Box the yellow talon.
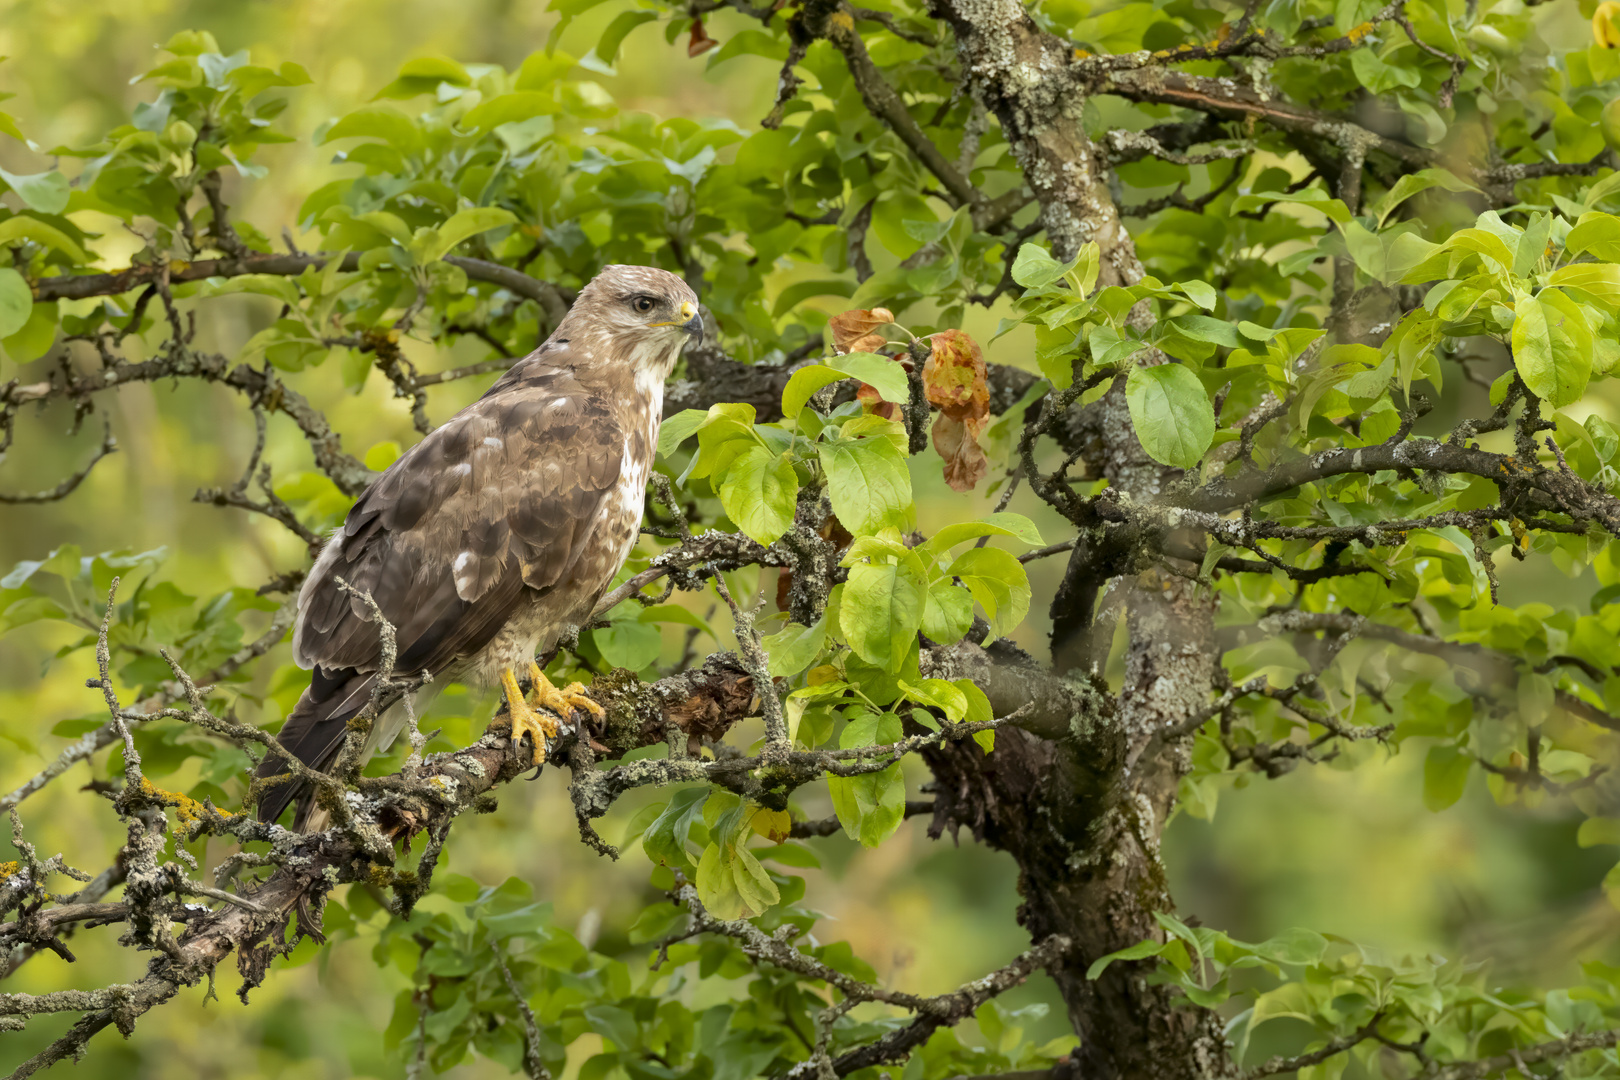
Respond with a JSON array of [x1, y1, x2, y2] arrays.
[[501, 666, 557, 766], [500, 664, 604, 766], [528, 661, 605, 722]]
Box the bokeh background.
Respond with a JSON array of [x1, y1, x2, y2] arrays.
[[0, 0, 1611, 1075]]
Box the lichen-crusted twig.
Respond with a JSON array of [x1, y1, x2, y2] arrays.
[[669, 884, 1070, 1079], [0, 588, 297, 816], [1, 579, 1063, 1068], [496, 947, 552, 1080], [649, 475, 792, 755]]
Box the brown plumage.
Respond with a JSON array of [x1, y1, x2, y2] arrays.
[[256, 265, 702, 829]]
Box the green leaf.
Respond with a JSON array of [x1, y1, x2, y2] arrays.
[[1251, 928, 1329, 966], [1341, 220, 1385, 280], [424, 206, 517, 260], [627, 900, 687, 944], [1578, 818, 1620, 848], [827, 352, 909, 404], [817, 434, 912, 536], [1514, 213, 1552, 278], [696, 842, 745, 919], [373, 56, 471, 100], [591, 616, 662, 671], [781, 365, 848, 421], [1011, 243, 1076, 289], [3, 298, 57, 362], [1567, 214, 1620, 263], [0, 167, 69, 215], [199, 273, 303, 306], [919, 512, 1043, 558], [1175, 279, 1218, 311], [321, 104, 423, 153], [840, 553, 927, 672], [1229, 188, 1351, 225], [728, 847, 781, 915], [1373, 168, 1482, 227], [461, 92, 562, 132], [718, 445, 798, 545], [1518, 670, 1555, 725], [683, 402, 759, 481], [921, 581, 973, 644], [762, 617, 827, 678], [946, 546, 1031, 642], [642, 787, 709, 873], [897, 677, 968, 722], [657, 408, 708, 458], [1444, 228, 1516, 274], [1069, 241, 1101, 295], [827, 711, 906, 846], [1125, 364, 1216, 469], [1422, 745, 1471, 811], [1548, 263, 1620, 306], [1162, 315, 1241, 349], [0, 267, 30, 338], [1512, 289, 1592, 407], [1086, 937, 1170, 980], [0, 217, 91, 263]]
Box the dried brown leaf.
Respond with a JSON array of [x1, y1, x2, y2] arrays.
[[829, 307, 894, 354], [688, 18, 719, 57], [933, 413, 990, 493], [856, 381, 900, 420]]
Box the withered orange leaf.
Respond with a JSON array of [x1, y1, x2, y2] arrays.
[[688, 18, 719, 57], [923, 328, 989, 423], [933, 413, 990, 493], [828, 307, 894, 354], [856, 381, 900, 420]]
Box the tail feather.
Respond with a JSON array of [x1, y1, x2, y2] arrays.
[[256, 671, 380, 829]]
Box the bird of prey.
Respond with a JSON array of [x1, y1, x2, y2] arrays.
[[255, 265, 703, 829]]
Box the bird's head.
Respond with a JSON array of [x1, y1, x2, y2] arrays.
[[561, 265, 704, 383]]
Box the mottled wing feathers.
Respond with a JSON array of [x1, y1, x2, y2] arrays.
[[292, 354, 623, 677], [259, 350, 625, 820]]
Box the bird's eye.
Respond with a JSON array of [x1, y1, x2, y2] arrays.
[[632, 296, 656, 314]]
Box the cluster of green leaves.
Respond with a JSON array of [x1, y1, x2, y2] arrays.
[[326, 859, 1074, 1080], [0, 31, 309, 360], [1091, 915, 1620, 1078], [0, 545, 271, 808], [1248, 173, 1620, 412], [650, 359, 1039, 858]]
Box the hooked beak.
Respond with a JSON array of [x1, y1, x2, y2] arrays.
[[679, 300, 704, 345]]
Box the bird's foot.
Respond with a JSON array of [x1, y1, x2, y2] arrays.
[[528, 661, 605, 725], [501, 667, 557, 766]]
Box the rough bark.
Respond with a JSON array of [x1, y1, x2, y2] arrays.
[[926, 0, 1135, 276], [883, 3, 1239, 1072], [922, 402, 1235, 1078]]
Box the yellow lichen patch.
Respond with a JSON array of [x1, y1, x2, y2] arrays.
[[138, 775, 233, 829], [0, 861, 19, 881], [1346, 21, 1376, 42], [830, 11, 854, 30], [1073, 48, 1091, 58]]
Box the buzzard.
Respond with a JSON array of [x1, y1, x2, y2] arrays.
[[256, 265, 702, 829]]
